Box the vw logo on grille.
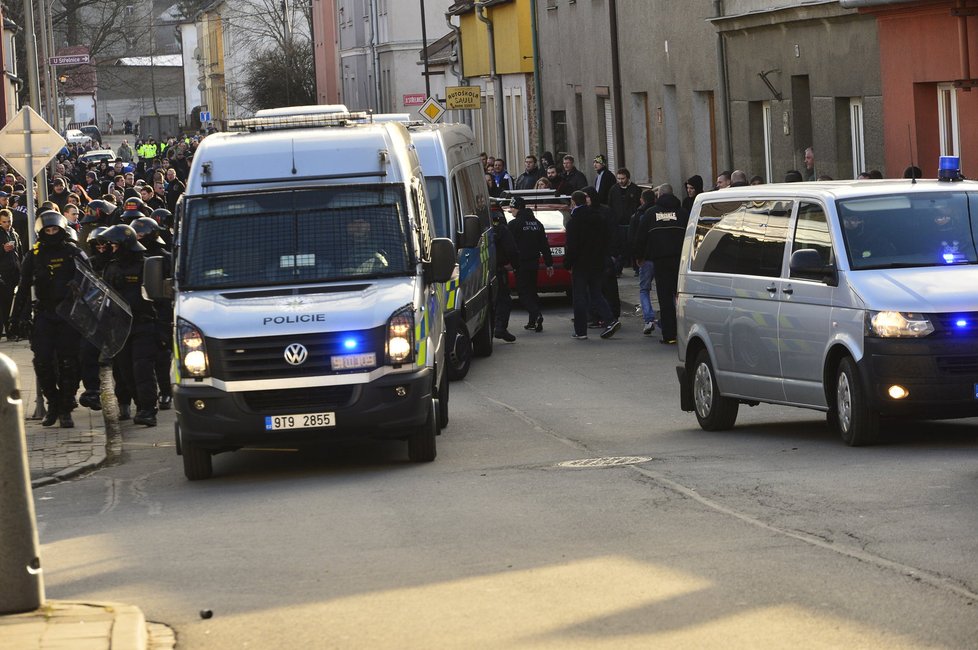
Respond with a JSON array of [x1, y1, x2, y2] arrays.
[[284, 343, 309, 366]]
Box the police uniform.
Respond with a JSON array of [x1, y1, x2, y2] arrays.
[[132, 217, 174, 410], [10, 213, 90, 427], [506, 202, 553, 331], [102, 224, 159, 426]]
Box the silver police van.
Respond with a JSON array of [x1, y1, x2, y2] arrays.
[[676, 158, 978, 445], [145, 111, 455, 479]]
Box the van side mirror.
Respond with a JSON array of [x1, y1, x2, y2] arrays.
[[789, 248, 838, 287], [459, 214, 481, 249], [143, 256, 174, 300], [427, 238, 456, 283]]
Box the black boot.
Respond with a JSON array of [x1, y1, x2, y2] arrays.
[[158, 395, 173, 411], [59, 412, 74, 428], [79, 390, 102, 411], [535, 315, 543, 333], [119, 404, 131, 420], [41, 409, 59, 427], [133, 410, 157, 427]]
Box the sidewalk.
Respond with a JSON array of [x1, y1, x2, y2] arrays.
[[0, 341, 174, 649], [0, 339, 109, 489]]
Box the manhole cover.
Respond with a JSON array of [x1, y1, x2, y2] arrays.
[[557, 456, 653, 469]]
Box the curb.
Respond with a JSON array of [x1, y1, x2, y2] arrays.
[[30, 431, 108, 489]]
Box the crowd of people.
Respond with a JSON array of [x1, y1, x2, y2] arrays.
[[478, 144, 930, 346], [0, 130, 198, 428]]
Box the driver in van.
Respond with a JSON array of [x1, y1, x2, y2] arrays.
[[339, 216, 389, 274], [842, 212, 895, 261]]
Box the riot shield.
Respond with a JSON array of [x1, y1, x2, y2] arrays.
[[56, 258, 133, 358]]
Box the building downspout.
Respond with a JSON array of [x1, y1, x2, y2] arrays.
[[475, 2, 506, 161], [369, 0, 381, 110], [956, 0, 972, 91], [714, 0, 733, 172], [445, 12, 472, 128], [608, 0, 625, 167], [530, 0, 544, 155]]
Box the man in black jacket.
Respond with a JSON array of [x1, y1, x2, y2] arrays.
[[491, 208, 519, 342], [564, 191, 619, 340], [608, 168, 642, 276], [514, 155, 543, 190], [633, 184, 688, 344], [0, 209, 21, 338], [507, 197, 553, 332]]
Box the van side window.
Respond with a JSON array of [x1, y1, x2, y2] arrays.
[[691, 200, 791, 277], [412, 183, 432, 261], [463, 162, 491, 229], [791, 202, 834, 274]]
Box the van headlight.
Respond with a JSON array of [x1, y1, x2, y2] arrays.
[[177, 318, 210, 377], [867, 311, 934, 338], [386, 306, 415, 365]]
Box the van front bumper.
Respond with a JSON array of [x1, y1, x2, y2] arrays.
[[174, 368, 433, 450], [858, 338, 978, 419]]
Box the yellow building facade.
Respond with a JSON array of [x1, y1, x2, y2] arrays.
[[458, 1, 534, 78], [197, 5, 227, 128]]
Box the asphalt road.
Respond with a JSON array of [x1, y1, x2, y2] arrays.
[[33, 299, 978, 648]]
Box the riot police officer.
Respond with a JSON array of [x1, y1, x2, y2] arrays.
[[132, 216, 173, 410], [10, 211, 90, 427], [77, 226, 112, 410], [102, 224, 159, 426], [491, 207, 519, 343], [506, 196, 553, 332], [150, 208, 174, 249]]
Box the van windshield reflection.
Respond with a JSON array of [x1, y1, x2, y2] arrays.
[[837, 192, 978, 270], [180, 186, 413, 289]]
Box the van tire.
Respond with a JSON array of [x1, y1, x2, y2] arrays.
[[448, 323, 472, 380], [692, 349, 739, 431], [834, 357, 878, 446], [472, 309, 494, 357], [437, 373, 449, 430], [182, 436, 213, 480], [408, 399, 438, 462]]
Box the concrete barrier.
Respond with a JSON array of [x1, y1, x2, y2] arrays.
[[0, 353, 45, 614]]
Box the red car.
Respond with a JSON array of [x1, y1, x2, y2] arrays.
[[502, 199, 573, 295]]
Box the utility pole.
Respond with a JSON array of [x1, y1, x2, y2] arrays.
[[420, 0, 431, 99], [474, 2, 505, 161]]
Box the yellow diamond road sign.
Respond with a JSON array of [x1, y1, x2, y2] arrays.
[[0, 106, 66, 179], [419, 97, 445, 123]]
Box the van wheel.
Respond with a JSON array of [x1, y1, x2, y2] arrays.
[[408, 399, 437, 462], [182, 436, 213, 480], [692, 349, 739, 431], [437, 373, 449, 430], [834, 357, 878, 446], [472, 308, 494, 357], [448, 323, 472, 380]]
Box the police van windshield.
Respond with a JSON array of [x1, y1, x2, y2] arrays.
[[180, 186, 413, 289], [837, 191, 978, 270]]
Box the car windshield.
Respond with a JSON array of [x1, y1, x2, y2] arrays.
[[180, 185, 413, 289], [837, 191, 978, 270]]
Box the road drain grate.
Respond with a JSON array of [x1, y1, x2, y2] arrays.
[[557, 456, 653, 469]]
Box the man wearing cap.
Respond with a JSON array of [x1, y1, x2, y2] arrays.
[[507, 196, 553, 332], [593, 155, 615, 205], [50, 176, 71, 212]]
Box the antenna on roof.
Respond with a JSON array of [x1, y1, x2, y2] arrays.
[[907, 124, 917, 185]]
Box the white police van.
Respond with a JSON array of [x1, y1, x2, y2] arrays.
[[145, 110, 455, 479], [676, 157, 978, 445]]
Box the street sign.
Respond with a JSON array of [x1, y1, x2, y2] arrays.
[[446, 86, 481, 110], [403, 93, 426, 107], [418, 97, 445, 124], [0, 106, 66, 180], [199, 111, 211, 124], [49, 54, 90, 66]]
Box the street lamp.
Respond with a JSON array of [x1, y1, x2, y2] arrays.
[[57, 74, 68, 130]]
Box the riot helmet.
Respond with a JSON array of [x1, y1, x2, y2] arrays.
[[131, 216, 165, 245], [81, 199, 115, 224], [150, 208, 173, 229], [35, 210, 69, 245], [121, 208, 143, 224], [101, 224, 146, 252]]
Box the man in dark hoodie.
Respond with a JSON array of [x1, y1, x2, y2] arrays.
[[681, 175, 703, 215], [633, 184, 688, 344], [565, 191, 620, 340]]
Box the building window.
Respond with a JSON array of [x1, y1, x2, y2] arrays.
[[849, 98, 865, 178], [937, 83, 959, 157], [551, 110, 567, 159]]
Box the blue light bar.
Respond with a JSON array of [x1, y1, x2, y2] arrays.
[[938, 156, 961, 182], [343, 338, 358, 350]]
